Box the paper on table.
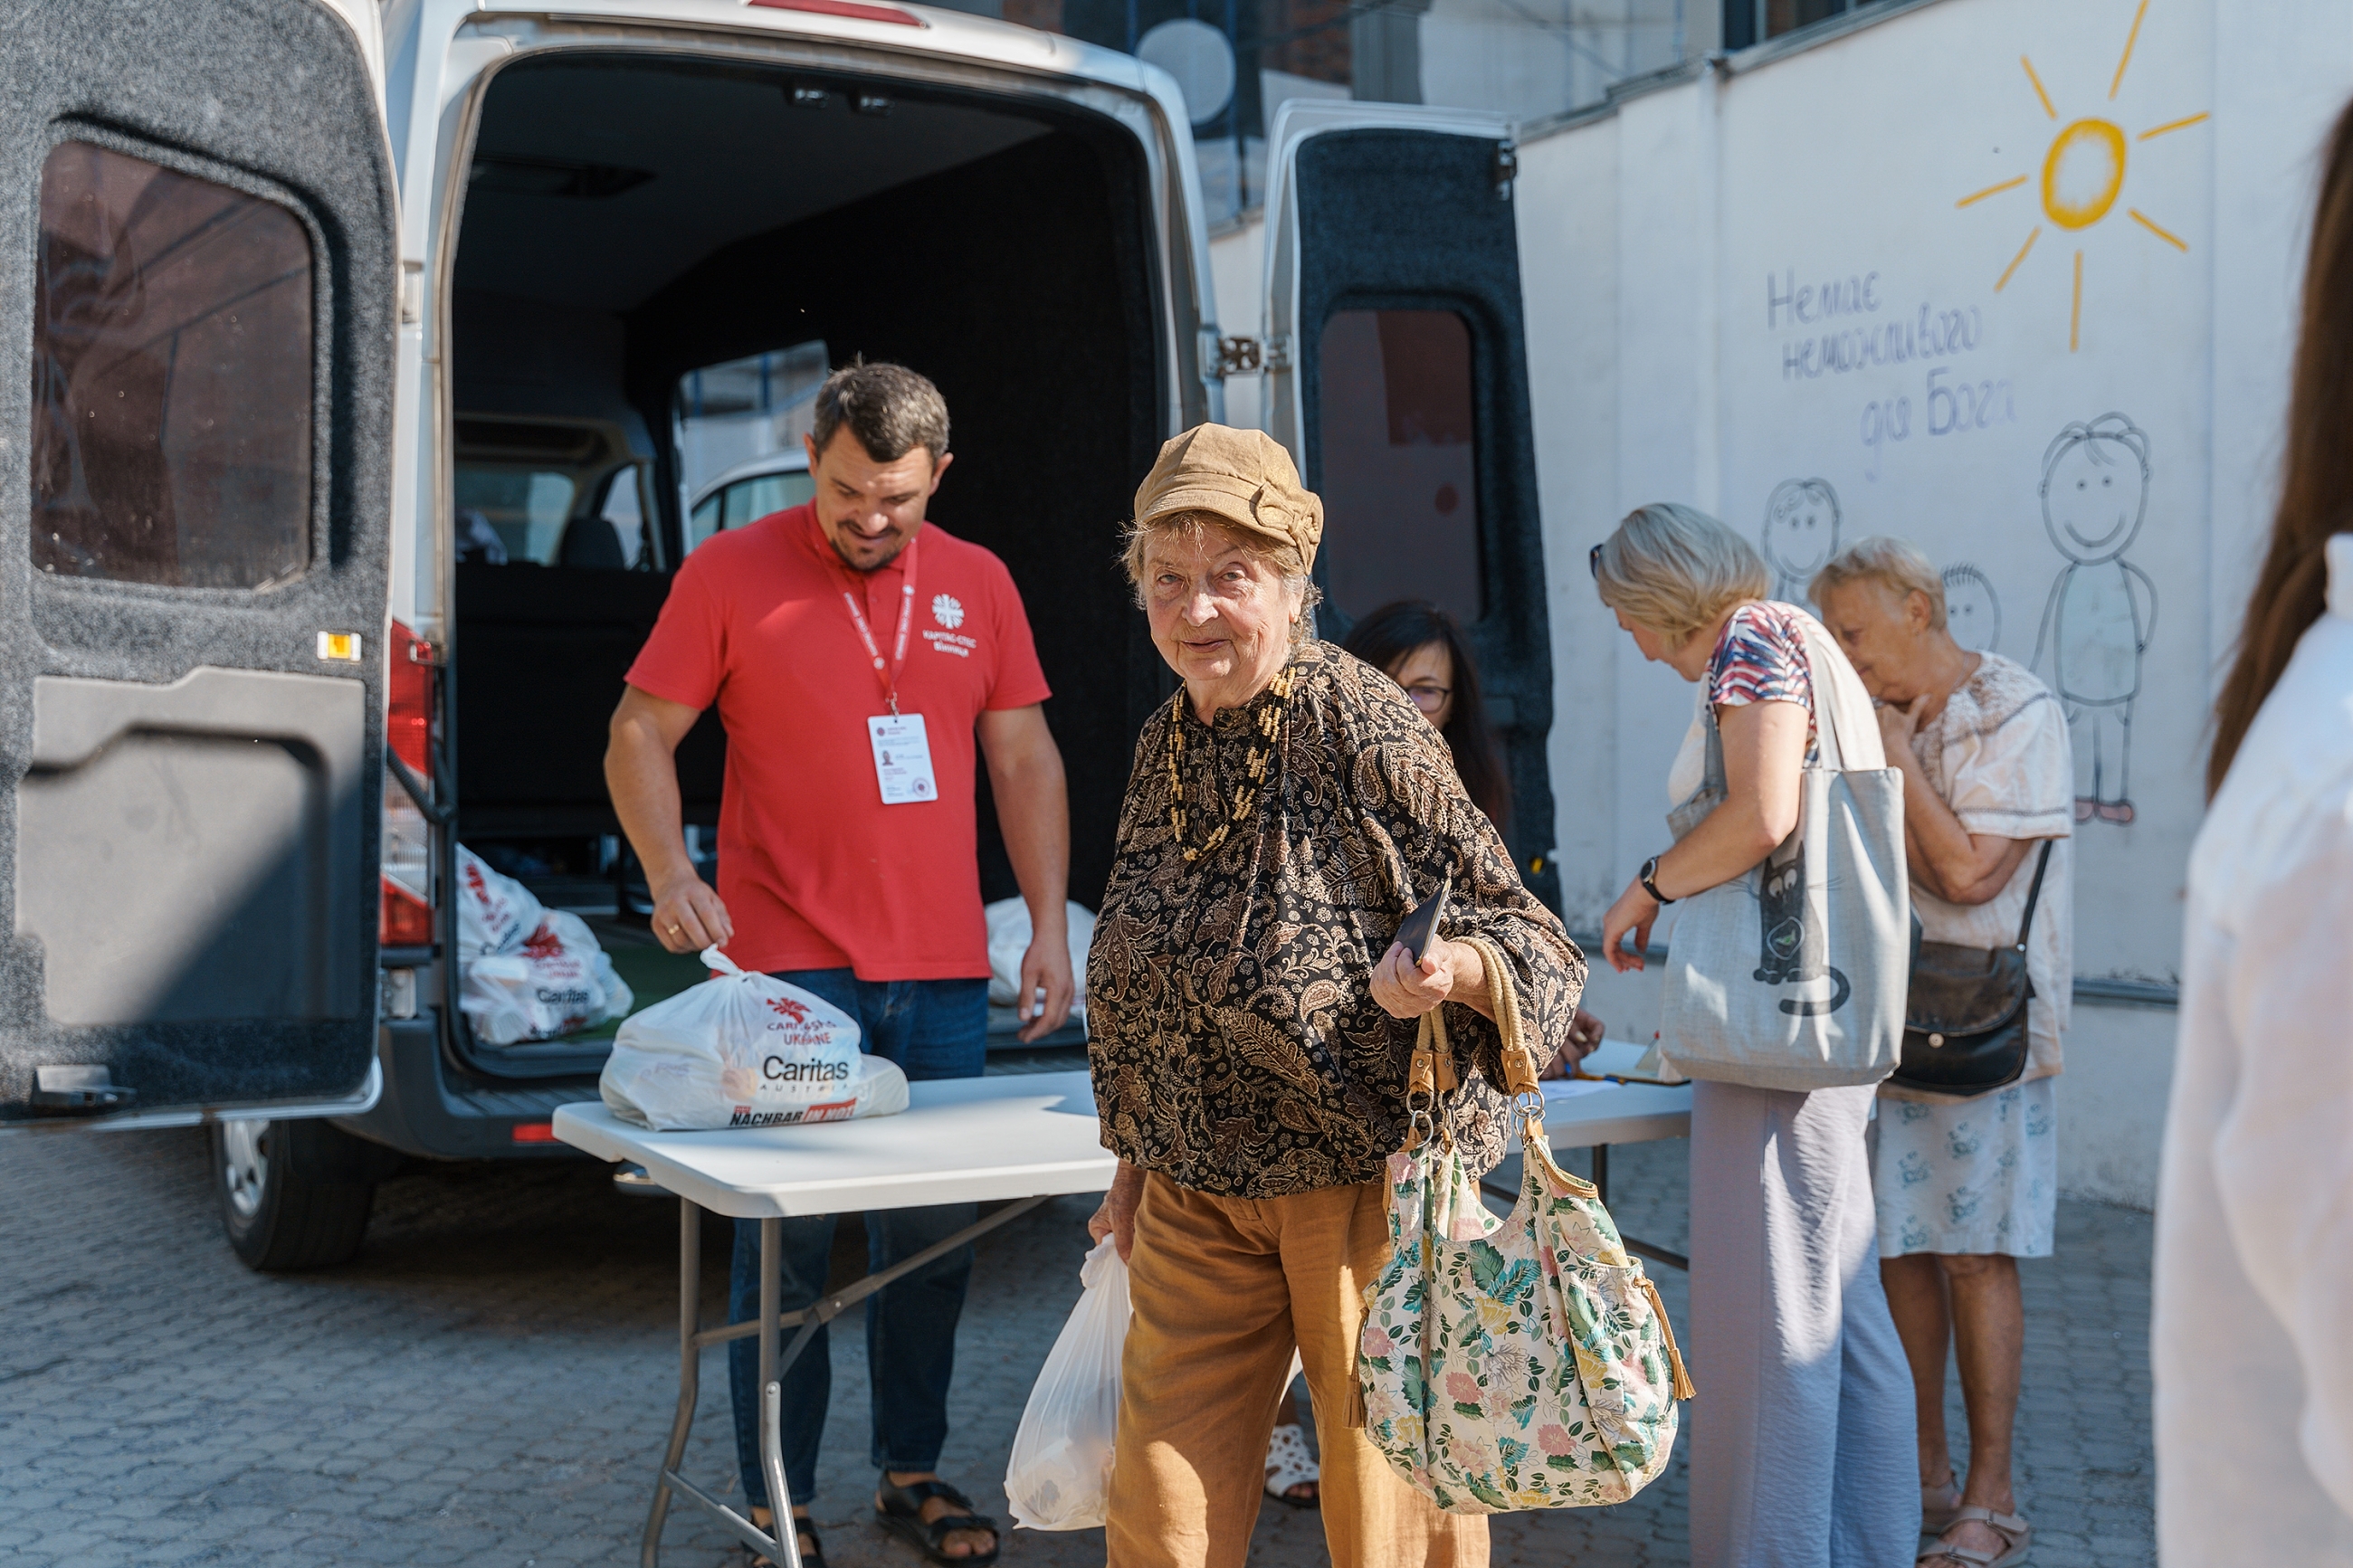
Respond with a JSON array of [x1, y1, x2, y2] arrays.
[[1575, 1038, 1691, 1086], [1539, 1077, 1613, 1101]]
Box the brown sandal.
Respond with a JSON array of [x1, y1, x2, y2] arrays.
[[1917, 1506, 2031, 1568]]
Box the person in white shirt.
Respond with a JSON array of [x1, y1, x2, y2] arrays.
[[2154, 99, 2353, 1567], [1814, 537, 2072, 1568]]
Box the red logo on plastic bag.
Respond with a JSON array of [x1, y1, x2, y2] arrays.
[[521, 922, 566, 960], [766, 995, 810, 1024]]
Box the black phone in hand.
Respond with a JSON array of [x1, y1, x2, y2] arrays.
[[1395, 870, 1452, 966]]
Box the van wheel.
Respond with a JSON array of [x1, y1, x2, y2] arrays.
[[210, 1118, 381, 1271]]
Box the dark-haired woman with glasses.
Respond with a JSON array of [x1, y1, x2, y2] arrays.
[[1341, 600, 1512, 832], [1343, 601, 1604, 1089]]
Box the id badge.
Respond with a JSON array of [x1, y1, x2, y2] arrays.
[[867, 713, 938, 804]]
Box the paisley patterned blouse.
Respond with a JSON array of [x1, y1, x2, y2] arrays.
[[1085, 641, 1587, 1198]]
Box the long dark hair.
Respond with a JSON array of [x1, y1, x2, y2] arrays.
[[1342, 600, 1512, 832], [2210, 100, 2353, 796]]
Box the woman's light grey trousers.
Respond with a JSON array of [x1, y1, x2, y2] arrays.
[[1687, 1079, 1920, 1566]]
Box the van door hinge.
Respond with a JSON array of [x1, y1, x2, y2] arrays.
[[32, 1065, 135, 1113], [1262, 333, 1293, 374], [1215, 336, 1262, 377], [1493, 142, 1519, 199], [399, 260, 424, 325]]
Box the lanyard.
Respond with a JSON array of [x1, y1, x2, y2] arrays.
[[838, 530, 919, 715]]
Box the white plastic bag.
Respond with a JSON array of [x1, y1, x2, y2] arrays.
[[598, 947, 910, 1131], [1005, 1237, 1130, 1530], [453, 847, 633, 1045], [456, 845, 544, 956], [985, 898, 1094, 1032]]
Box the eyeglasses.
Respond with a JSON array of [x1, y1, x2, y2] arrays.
[[1404, 683, 1451, 710], [1588, 542, 1604, 579]]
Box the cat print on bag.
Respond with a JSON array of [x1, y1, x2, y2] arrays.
[[1751, 835, 1852, 1016], [1753, 837, 1810, 983]]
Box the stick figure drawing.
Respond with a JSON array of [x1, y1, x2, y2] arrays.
[[1760, 478, 1842, 603], [2031, 413, 2156, 825], [1941, 564, 2002, 653]]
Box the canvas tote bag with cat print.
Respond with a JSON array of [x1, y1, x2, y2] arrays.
[[1655, 609, 1910, 1090]]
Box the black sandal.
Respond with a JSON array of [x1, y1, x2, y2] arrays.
[[748, 1512, 824, 1568], [874, 1478, 1001, 1567]]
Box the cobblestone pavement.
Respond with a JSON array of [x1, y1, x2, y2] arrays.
[[0, 1126, 2152, 1567]]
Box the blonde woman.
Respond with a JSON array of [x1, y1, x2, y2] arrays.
[[1813, 537, 2072, 1568], [1591, 504, 1917, 1566]]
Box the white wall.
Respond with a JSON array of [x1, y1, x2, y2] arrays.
[[1417, 0, 1699, 125], [1513, 0, 2353, 1208]]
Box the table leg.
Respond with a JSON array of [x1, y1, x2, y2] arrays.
[[642, 1194, 1053, 1565], [1592, 1143, 1608, 1205], [758, 1216, 805, 1568], [641, 1198, 704, 1568]]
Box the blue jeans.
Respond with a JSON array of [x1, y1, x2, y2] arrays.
[[729, 970, 987, 1510]]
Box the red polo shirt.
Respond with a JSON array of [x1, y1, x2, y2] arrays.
[[625, 505, 1051, 979]]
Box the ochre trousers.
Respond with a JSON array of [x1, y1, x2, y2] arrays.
[[1105, 1171, 1488, 1568]]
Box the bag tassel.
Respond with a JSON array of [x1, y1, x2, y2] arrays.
[[1637, 1273, 1698, 1402]]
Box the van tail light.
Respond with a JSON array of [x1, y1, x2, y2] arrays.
[[381, 622, 436, 947]]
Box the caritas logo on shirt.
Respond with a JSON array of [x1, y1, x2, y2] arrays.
[[925, 593, 977, 658]]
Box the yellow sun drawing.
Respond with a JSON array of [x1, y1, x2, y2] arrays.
[[1955, 0, 2208, 351]]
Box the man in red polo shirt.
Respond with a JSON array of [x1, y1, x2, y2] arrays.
[[606, 362, 1070, 1568]]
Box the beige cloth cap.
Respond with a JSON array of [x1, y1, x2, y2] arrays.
[[1132, 424, 1325, 574]]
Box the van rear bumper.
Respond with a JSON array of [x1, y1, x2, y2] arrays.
[[334, 1012, 600, 1161]]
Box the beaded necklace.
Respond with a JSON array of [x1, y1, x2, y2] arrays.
[[1166, 664, 1294, 863]]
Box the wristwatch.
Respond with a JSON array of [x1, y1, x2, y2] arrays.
[[1638, 855, 1676, 905]]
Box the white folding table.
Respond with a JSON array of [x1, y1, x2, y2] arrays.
[[551, 1051, 1690, 1568]]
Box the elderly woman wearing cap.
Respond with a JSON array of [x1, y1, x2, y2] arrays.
[[1083, 425, 1589, 1568]]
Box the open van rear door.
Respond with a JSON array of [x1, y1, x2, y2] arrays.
[[1260, 103, 1561, 908], [0, 0, 398, 1126]]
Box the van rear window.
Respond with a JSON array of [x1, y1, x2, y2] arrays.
[[675, 341, 827, 538], [1317, 309, 1483, 623], [687, 469, 818, 555], [30, 141, 313, 590]]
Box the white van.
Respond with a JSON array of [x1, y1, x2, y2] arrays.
[[2, 0, 1561, 1268]]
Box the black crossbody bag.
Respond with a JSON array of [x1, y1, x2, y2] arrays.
[[1890, 841, 2053, 1097]]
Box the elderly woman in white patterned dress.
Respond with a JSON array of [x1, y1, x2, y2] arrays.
[[1813, 537, 2073, 1568]]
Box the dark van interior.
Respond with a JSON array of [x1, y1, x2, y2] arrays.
[[445, 52, 1170, 1072]]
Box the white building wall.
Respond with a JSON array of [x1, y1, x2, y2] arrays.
[[1519, 0, 2352, 1208]]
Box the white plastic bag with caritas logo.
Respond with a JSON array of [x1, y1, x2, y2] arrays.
[[453, 846, 634, 1045], [455, 845, 543, 957], [598, 947, 911, 1131]]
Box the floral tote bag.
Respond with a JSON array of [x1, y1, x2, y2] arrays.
[[1358, 937, 1693, 1514]]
